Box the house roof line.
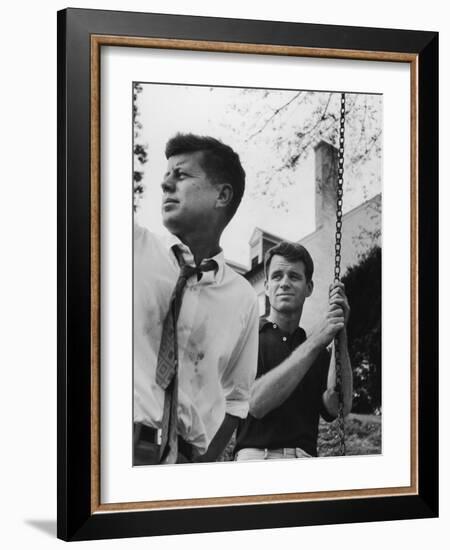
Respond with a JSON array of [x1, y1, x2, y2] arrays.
[[298, 192, 381, 244], [249, 193, 381, 246], [249, 226, 294, 246]]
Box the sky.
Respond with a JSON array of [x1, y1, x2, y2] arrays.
[[133, 83, 381, 266]]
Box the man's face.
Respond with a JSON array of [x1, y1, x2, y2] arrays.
[[265, 255, 313, 314], [161, 151, 220, 236]]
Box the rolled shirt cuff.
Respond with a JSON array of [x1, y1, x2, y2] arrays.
[[225, 399, 249, 419]]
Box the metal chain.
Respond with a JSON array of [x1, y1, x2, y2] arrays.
[[333, 93, 346, 456]]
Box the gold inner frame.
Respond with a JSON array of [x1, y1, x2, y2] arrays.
[[90, 35, 419, 514]]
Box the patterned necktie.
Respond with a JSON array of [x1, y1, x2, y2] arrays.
[[156, 248, 216, 464]]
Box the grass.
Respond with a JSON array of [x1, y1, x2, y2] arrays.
[[318, 413, 382, 457]]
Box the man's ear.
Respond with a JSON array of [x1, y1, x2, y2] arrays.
[[306, 279, 314, 298], [216, 183, 233, 209], [264, 279, 269, 296]]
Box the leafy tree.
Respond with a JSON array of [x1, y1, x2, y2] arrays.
[[133, 83, 148, 210], [342, 246, 381, 413], [221, 89, 381, 209]]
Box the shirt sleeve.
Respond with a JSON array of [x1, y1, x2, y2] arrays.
[[219, 294, 259, 419]]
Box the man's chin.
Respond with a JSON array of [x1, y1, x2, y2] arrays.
[[275, 303, 297, 313], [276, 300, 300, 313], [162, 214, 181, 234]]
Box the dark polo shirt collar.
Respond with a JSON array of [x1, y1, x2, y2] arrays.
[[259, 318, 306, 347]]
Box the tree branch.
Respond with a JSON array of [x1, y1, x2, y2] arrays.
[[246, 91, 303, 141]]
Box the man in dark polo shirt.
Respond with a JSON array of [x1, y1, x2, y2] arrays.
[[235, 241, 353, 460]]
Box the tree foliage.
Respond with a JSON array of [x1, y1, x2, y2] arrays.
[[342, 246, 381, 413], [133, 83, 148, 210], [222, 89, 382, 209]]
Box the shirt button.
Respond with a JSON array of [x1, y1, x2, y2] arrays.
[[273, 324, 277, 329], [282, 336, 287, 342]]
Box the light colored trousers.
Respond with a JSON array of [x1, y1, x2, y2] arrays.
[[235, 447, 312, 461]]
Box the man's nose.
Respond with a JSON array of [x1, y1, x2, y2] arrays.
[[280, 275, 290, 287], [161, 175, 176, 193]]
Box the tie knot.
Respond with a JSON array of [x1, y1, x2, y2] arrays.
[[179, 259, 217, 280], [179, 264, 198, 279], [197, 259, 217, 274]]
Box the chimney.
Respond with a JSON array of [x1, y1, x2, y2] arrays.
[[314, 141, 338, 229]]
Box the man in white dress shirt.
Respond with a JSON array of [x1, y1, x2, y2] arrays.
[[134, 133, 259, 465]]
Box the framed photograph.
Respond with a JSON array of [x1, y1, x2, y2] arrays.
[[57, 8, 438, 541]]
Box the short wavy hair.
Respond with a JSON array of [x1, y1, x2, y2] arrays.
[[264, 241, 314, 282], [165, 133, 245, 221]]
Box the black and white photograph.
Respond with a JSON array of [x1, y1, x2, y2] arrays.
[[132, 82, 382, 466], [0, 0, 442, 546]]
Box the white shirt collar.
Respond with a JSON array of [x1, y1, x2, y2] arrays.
[[163, 233, 225, 282]]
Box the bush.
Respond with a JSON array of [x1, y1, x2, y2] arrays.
[[342, 246, 381, 413]]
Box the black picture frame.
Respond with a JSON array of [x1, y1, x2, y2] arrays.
[[57, 7, 438, 541]]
